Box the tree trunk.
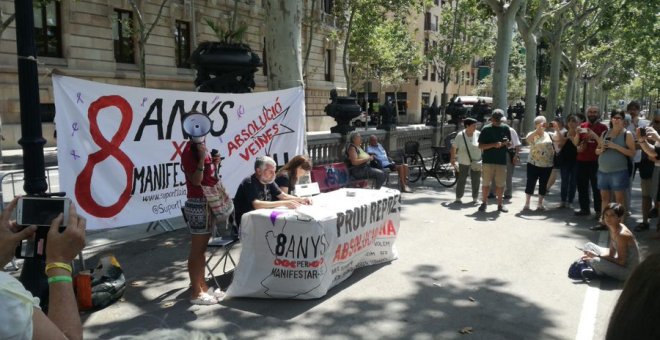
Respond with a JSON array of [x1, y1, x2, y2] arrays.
[[546, 31, 563, 118], [491, 12, 516, 111], [563, 44, 579, 115], [139, 36, 147, 87], [342, 7, 356, 95], [302, 0, 317, 78], [264, 0, 303, 91], [522, 38, 538, 134]]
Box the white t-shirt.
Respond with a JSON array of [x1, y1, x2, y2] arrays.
[[0, 272, 40, 340], [452, 130, 482, 165]]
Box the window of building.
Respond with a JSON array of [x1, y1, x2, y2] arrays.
[[174, 21, 191, 68], [113, 9, 135, 64], [325, 49, 334, 82], [434, 15, 439, 31], [430, 67, 436, 82], [423, 66, 428, 81], [424, 12, 431, 30], [323, 0, 334, 14], [34, 1, 62, 58], [424, 39, 429, 54]]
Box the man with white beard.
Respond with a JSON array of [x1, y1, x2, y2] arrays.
[[234, 156, 311, 226]]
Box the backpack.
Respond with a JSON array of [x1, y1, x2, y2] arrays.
[[568, 259, 595, 282]]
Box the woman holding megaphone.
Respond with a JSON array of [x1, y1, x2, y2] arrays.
[[180, 112, 226, 305]]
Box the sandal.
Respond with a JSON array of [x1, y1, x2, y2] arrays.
[[191, 293, 218, 305], [634, 223, 650, 232]]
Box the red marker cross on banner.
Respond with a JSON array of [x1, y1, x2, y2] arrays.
[[171, 141, 186, 161]]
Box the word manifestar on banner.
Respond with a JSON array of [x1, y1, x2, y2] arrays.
[[53, 76, 305, 229]]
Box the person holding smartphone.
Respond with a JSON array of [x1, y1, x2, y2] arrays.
[[574, 106, 609, 218], [478, 109, 512, 213], [0, 198, 86, 340], [593, 110, 636, 230], [523, 116, 555, 211]]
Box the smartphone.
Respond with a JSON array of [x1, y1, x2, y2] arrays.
[[640, 127, 647, 137], [16, 197, 70, 227], [579, 127, 588, 133]]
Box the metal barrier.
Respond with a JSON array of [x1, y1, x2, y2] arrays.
[[0, 165, 60, 211]]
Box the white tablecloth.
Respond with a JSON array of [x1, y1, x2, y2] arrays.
[[226, 188, 401, 299]]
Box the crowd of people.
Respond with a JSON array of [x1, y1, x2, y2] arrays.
[[448, 101, 660, 283], [2, 103, 659, 338]]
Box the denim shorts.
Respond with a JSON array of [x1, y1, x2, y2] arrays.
[[597, 169, 630, 191]]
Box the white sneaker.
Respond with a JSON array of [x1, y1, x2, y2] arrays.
[[191, 292, 218, 305], [472, 198, 479, 204], [207, 288, 226, 300]]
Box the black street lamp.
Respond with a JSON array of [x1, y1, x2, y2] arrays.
[[582, 74, 589, 114], [14, 0, 49, 308]]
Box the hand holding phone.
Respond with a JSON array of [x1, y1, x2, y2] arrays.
[[15, 197, 71, 259], [639, 127, 647, 137], [579, 127, 588, 134]]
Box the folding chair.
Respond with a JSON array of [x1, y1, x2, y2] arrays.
[[204, 215, 239, 288]]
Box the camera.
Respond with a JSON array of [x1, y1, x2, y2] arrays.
[[15, 197, 70, 259]]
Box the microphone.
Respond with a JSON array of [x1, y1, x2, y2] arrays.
[[211, 149, 220, 178]]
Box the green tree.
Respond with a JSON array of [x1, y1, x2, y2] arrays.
[[426, 0, 495, 113], [333, 0, 428, 95], [515, 0, 572, 133], [481, 0, 526, 111]]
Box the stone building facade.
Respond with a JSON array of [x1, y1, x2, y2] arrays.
[[0, 0, 346, 149]]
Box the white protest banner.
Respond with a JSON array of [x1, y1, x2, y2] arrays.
[[53, 76, 305, 229], [226, 188, 400, 299]]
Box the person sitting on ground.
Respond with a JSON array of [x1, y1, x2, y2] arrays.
[[346, 131, 386, 189], [0, 198, 86, 340], [450, 117, 481, 204], [605, 252, 660, 340], [366, 135, 413, 193], [275, 155, 313, 195], [234, 156, 312, 227], [581, 203, 640, 281]]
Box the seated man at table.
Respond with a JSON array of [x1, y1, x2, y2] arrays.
[[366, 135, 413, 193], [234, 155, 312, 227]]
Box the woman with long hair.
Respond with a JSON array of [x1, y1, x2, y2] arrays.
[[275, 155, 312, 194], [181, 138, 225, 305]]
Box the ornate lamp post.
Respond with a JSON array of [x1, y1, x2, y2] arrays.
[[14, 0, 49, 308]]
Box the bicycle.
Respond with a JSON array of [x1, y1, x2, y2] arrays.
[[403, 134, 457, 187]]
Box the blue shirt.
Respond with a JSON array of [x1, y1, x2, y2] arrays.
[[366, 143, 391, 168]]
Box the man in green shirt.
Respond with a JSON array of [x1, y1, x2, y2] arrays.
[[478, 109, 512, 212]]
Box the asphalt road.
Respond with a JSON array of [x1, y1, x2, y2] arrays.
[[76, 160, 660, 340]]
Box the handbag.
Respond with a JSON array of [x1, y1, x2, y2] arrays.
[[462, 132, 482, 172], [202, 181, 234, 219]]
